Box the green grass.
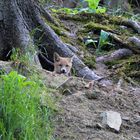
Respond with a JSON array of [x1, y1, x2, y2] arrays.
[[0, 71, 55, 140]]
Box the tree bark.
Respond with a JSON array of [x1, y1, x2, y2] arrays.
[[0, 0, 39, 63], [109, 33, 140, 53], [0, 0, 101, 80], [96, 48, 133, 63]]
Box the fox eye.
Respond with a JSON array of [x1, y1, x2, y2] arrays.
[[59, 64, 62, 67], [66, 65, 69, 67]]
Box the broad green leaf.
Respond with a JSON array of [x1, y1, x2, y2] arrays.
[[85, 39, 97, 46], [98, 30, 109, 50], [84, 0, 100, 9], [96, 6, 106, 13]]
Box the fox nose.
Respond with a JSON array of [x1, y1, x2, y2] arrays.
[[61, 69, 66, 73]]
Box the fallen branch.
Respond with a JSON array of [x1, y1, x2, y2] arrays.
[[109, 33, 140, 53], [127, 36, 140, 50], [122, 20, 140, 34], [96, 49, 133, 63]]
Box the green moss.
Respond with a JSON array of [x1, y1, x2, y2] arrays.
[[83, 55, 96, 69], [58, 13, 87, 22], [112, 55, 140, 83], [49, 23, 64, 35], [57, 12, 138, 44], [128, 71, 140, 77], [42, 14, 67, 36], [105, 60, 121, 67], [83, 22, 114, 33], [123, 61, 140, 75], [58, 12, 125, 24], [60, 36, 73, 44]]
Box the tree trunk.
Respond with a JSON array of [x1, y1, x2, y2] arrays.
[[0, 0, 101, 80], [0, 0, 39, 63]]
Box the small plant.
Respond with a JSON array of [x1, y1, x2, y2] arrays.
[[10, 48, 30, 66], [0, 71, 55, 140], [82, 0, 106, 14], [96, 30, 115, 55], [85, 0, 100, 10], [84, 37, 97, 47], [51, 0, 106, 14], [98, 30, 109, 49]]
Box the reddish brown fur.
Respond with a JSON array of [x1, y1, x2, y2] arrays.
[[53, 53, 73, 76]]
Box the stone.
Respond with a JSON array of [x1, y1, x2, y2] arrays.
[[132, 137, 140, 140], [101, 111, 122, 131]]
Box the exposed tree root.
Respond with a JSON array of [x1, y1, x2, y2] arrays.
[[121, 19, 140, 34], [96, 49, 133, 63], [0, 0, 101, 80], [58, 13, 140, 34], [109, 33, 140, 53], [37, 15, 101, 80]]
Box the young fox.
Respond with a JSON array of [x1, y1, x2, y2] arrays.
[[53, 52, 73, 76]]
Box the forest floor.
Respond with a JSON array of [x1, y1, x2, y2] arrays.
[[1, 9, 140, 140], [53, 75, 140, 140], [0, 59, 140, 140], [49, 12, 140, 140]]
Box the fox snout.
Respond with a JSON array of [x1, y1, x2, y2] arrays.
[[60, 67, 67, 74]]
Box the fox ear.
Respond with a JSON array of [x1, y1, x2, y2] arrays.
[[68, 55, 74, 63], [54, 52, 60, 62]]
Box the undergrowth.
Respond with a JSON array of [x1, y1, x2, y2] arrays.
[[0, 71, 56, 140], [51, 0, 106, 14]]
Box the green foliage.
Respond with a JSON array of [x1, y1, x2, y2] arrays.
[[96, 6, 106, 13], [78, 6, 106, 14], [10, 48, 27, 63], [85, 38, 97, 46], [52, 8, 79, 15], [96, 30, 115, 54], [10, 45, 38, 68], [0, 71, 55, 140], [51, 0, 106, 14], [85, 0, 100, 9], [96, 30, 109, 53], [10, 48, 23, 62], [98, 30, 109, 49]]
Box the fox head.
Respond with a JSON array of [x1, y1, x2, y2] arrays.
[[53, 52, 73, 76]]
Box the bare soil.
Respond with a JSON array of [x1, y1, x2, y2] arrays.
[[51, 13, 140, 140], [53, 75, 140, 140]]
